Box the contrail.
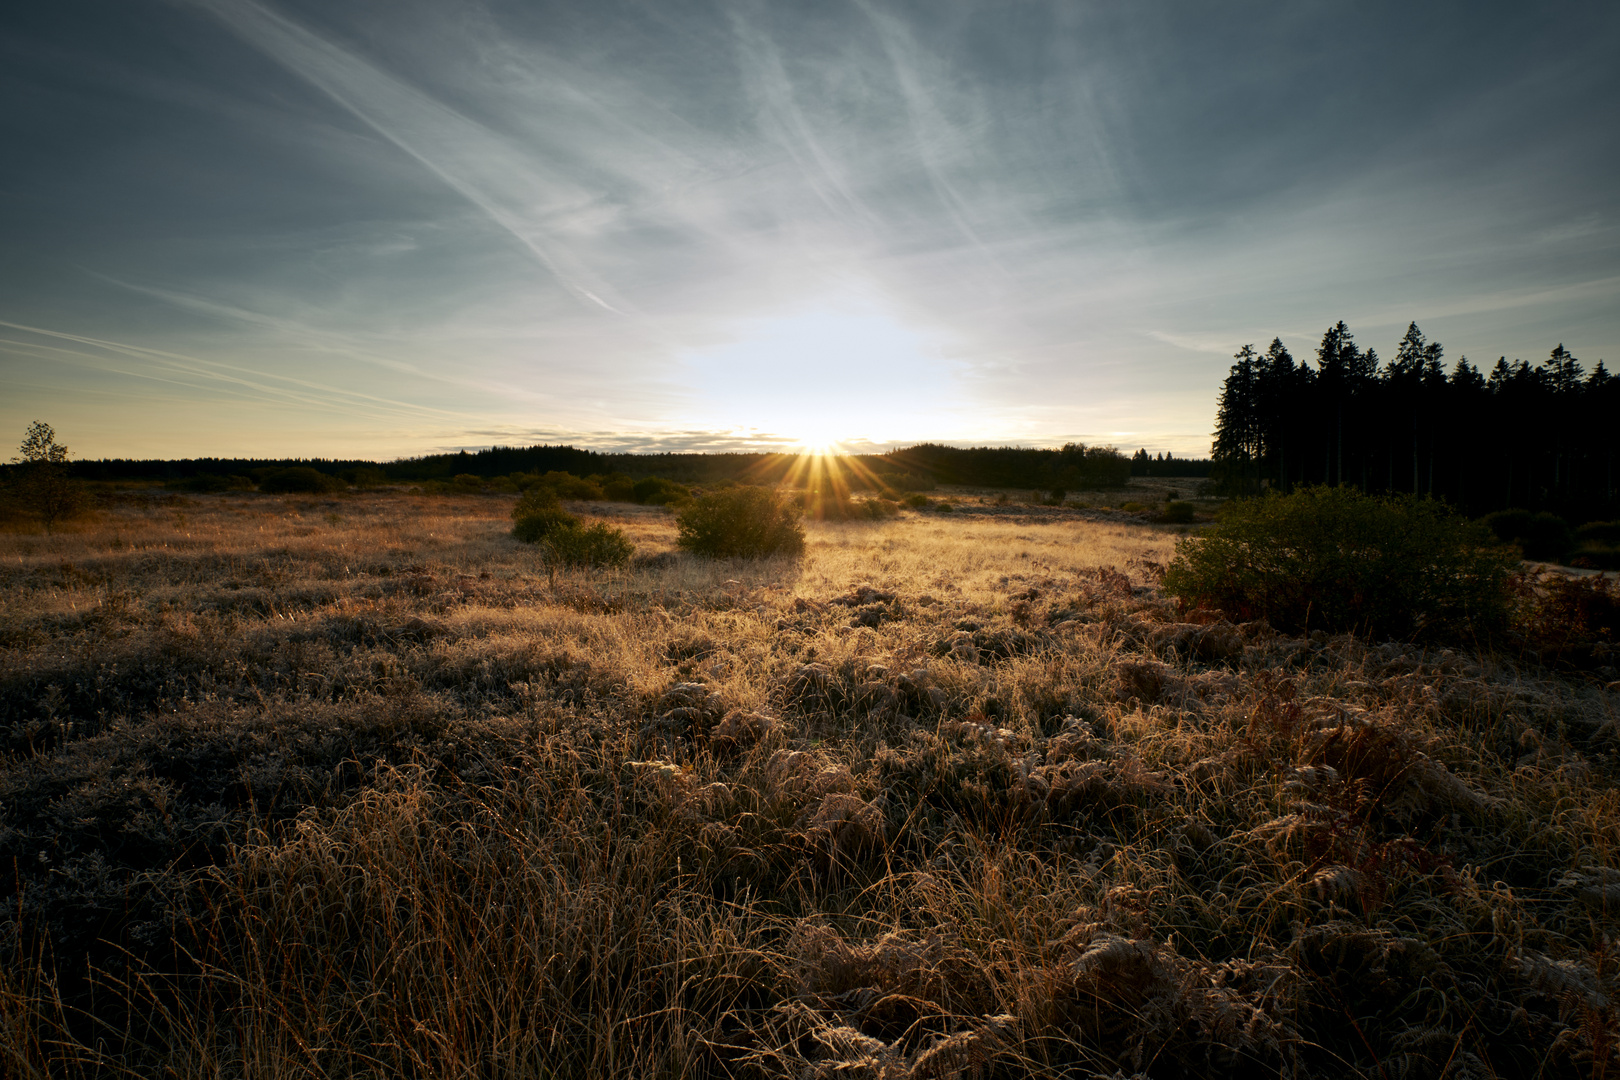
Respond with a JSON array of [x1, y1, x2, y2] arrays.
[[187, 0, 639, 318]]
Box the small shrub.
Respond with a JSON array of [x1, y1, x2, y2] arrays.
[[511, 487, 578, 544], [1482, 508, 1574, 561], [512, 510, 578, 544], [676, 486, 804, 559], [541, 521, 634, 568], [1162, 486, 1519, 640], [1047, 488, 1067, 506], [1571, 522, 1620, 570], [903, 493, 931, 510], [633, 476, 690, 506], [597, 473, 636, 501], [258, 467, 344, 494], [1120, 501, 1148, 513], [1481, 508, 1533, 543], [1577, 520, 1620, 544], [451, 473, 485, 492], [540, 471, 605, 500], [1157, 501, 1196, 524], [339, 467, 389, 489]]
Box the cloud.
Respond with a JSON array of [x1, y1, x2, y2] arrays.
[[2, 1, 1616, 460], [189, 0, 643, 318], [0, 318, 476, 426]]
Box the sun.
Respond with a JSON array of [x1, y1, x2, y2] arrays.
[[794, 427, 844, 456]]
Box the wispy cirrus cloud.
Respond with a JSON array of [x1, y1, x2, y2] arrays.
[[0, 0, 1615, 459]]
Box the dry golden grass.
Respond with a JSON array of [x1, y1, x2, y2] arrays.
[[2, 489, 1617, 1078]]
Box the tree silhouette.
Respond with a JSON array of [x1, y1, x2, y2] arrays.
[[10, 421, 84, 532], [1209, 325, 1617, 519]]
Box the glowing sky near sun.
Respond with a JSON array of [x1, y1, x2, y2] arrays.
[[1, 0, 1617, 460]]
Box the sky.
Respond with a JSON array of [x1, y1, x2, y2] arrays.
[[2, 0, 1617, 462]]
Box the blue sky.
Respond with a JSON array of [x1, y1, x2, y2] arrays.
[[2, 0, 1617, 460]]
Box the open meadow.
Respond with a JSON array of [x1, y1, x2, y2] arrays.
[[3, 489, 1619, 1078]]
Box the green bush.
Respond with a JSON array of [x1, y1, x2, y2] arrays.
[[541, 471, 605, 500], [1481, 508, 1533, 543], [540, 521, 634, 568], [1570, 521, 1620, 569], [1162, 486, 1519, 641], [339, 467, 389, 489], [596, 473, 635, 501], [633, 476, 690, 506], [1482, 509, 1575, 561], [676, 486, 804, 559], [506, 471, 605, 499], [258, 467, 344, 494], [902, 493, 931, 510], [1576, 520, 1620, 544], [511, 487, 578, 544], [1157, 500, 1196, 524]]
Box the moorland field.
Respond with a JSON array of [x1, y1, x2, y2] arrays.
[[2, 487, 1618, 1078]]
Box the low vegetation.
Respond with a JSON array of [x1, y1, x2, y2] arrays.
[[4, 421, 87, 531], [511, 487, 634, 569], [541, 520, 635, 569], [0, 488, 1617, 1078], [510, 486, 580, 543], [677, 485, 806, 559], [1163, 486, 1520, 642]]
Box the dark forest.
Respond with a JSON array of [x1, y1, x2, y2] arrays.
[[1210, 321, 1618, 518]]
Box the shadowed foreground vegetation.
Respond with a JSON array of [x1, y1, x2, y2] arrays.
[[2, 490, 1618, 1077]]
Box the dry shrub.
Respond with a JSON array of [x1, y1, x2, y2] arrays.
[[1518, 570, 1620, 672]]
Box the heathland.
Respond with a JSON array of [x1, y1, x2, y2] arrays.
[[2, 485, 1618, 1078]]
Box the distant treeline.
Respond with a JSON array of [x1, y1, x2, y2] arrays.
[[1212, 321, 1618, 518], [44, 441, 1136, 493], [1129, 449, 1212, 478], [884, 443, 1129, 490]]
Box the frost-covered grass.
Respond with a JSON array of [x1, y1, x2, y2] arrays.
[[1, 489, 1617, 1078]]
